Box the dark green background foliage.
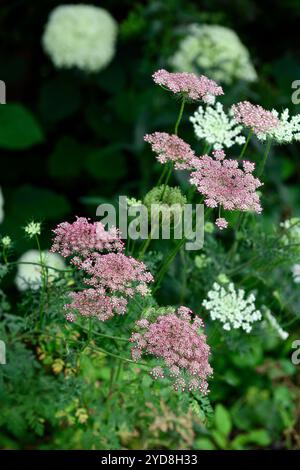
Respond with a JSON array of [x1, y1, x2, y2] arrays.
[[0, 0, 300, 450]]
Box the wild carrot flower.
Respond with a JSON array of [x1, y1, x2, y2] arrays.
[[202, 282, 262, 333], [75, 252, 154, 297], [64, 289, 128, 322], [24, 221, 41, 238], [152, 69, 223, 102], [51, 217, 153, 322], [130, 306, 213, 393], [232, 101, 279, 135], [51, 217, 123, 258], [215, 218, 228, 230], [190, 102, 246, 150], [144, 132, 195, 170], [190, 149, 262, 228], [256, 108, 300, 144], [1, 236, 11, 248]]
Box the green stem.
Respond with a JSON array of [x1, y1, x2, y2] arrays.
[[174, 98, 186, 136], [239, 129, 253, 160], [258, 138, 272, 177]]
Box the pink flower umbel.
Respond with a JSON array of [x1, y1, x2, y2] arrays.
[[76, 252, 154, 297], [215, 218, 228, 230], [232, 101, 279, 135], [51, 216, 123, 258], [64, 289, 128, 322], [51, 217, 153, 322], [190, 150, 262, 229], [130, 306, 213, 393], [144, 132, 195, 170], [152, 69, 223, 102]]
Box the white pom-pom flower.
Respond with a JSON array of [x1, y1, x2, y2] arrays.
[[202, 282, 262, 333], [42, 4, 118, 72], [15, 250, 66, 291], [171, 24, 257, 85]]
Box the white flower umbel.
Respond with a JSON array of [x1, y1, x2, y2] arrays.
[[0, 187, 4, 223], [24, 221, 41, 238], [1, 236, 11, 248], [263, 307, 289, 340], [292, 264, 300, 284], [170, 24, 257, 85], [257, 109, 300, 144], [42, 5, 118, 72], [15, 250, 66, 291], [190, 102, 246, 150], [202, 282, 262, 333]]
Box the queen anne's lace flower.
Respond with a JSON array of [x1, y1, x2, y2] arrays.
[[0, 187, 4, 224], [65, 289, 127, 322], [202, 282, 262, 333], [170, 24, 257, 85], [51, 217, 153, 322], [75, 252, 153, 297], [256, 109, 300, 144], [42, 5, 118, 72], [1, 236, 11, 248], [190, 149, 262, 228], [263, 307, 289, 340], [144, 132, 195, 170], [232, 101, 280, 135], [15, 250, 66, 291], [51, 217, 123, 258], [215, 218, 228, 230], [130, 306, 213, 393], [190, 102, 246, 150], [24, 221, 41, 238], [152, 69, 223, 102]]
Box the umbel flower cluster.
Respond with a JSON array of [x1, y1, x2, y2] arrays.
[[232, 101, 280, 135], [190, 150, 262, 215], [202, 282, 262, 333], [130, 306, 213, 393], [170, 24, 257, 85], [51, 217, 153, 322], [190, 102, 246, 150], [144, 132, 195, 170], [153, 69, 223, 102], [42, 5, 118, 72]]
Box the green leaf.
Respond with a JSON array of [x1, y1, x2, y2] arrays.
[[211, 429, 228, 449], [48, 137, 83, 180], [214, 404, 232, 437], [85, 145, 127, 181], [0, 103, 44, 149], [195, 437, 216, 450]]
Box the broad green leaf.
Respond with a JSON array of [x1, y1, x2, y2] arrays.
[[0, 103, 43, 149], [214, 404, 232, 437]]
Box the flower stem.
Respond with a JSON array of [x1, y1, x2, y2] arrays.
[[258, 138, 272, 177], [174, 98, 186, 136], [239, 129, 253, 160]]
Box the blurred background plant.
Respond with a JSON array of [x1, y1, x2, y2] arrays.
[[1, 0, 300, 450]]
